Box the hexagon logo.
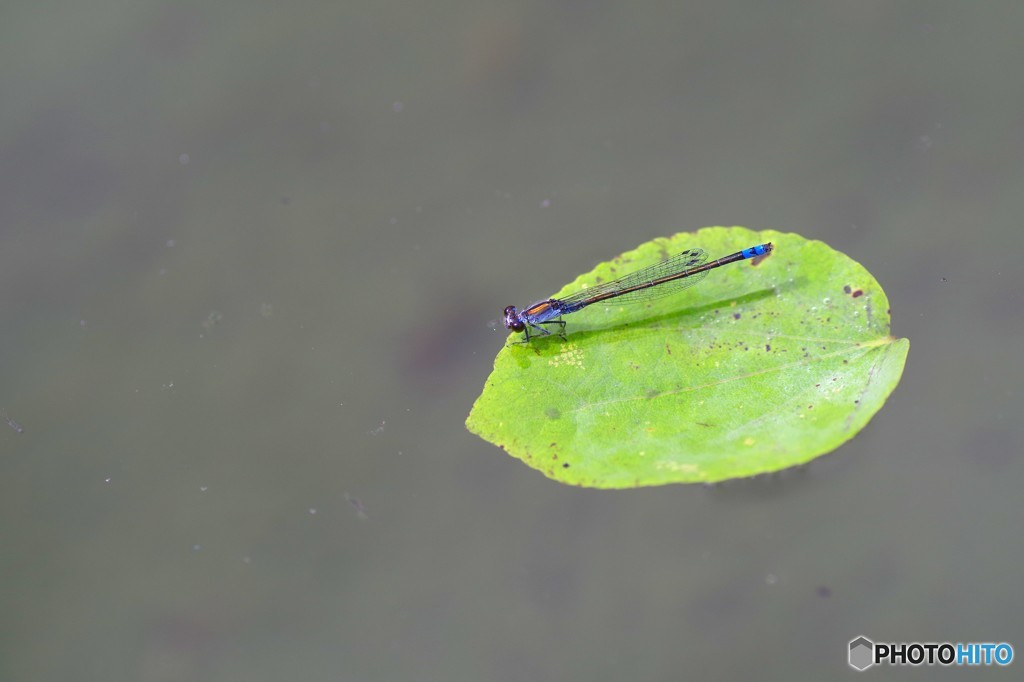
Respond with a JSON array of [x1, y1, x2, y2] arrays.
[[849, 636, 875, 671]]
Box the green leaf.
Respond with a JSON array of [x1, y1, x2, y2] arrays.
[[466, 227, 908, 488]]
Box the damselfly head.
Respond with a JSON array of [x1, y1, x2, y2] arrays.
[[503, 305, 524, 332]]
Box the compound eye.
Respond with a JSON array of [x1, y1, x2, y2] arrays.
[[503, 305, 524, 331]]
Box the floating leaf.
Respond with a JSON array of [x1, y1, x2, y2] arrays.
[[466, 227, 908, 488]]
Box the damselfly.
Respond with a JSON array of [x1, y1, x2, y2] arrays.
[[503, 243, 773, 343]]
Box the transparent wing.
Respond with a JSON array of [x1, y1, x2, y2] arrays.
[[557, 248, 709, 308]]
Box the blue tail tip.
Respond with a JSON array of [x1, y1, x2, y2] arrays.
[[742, 243, 773, 259]]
